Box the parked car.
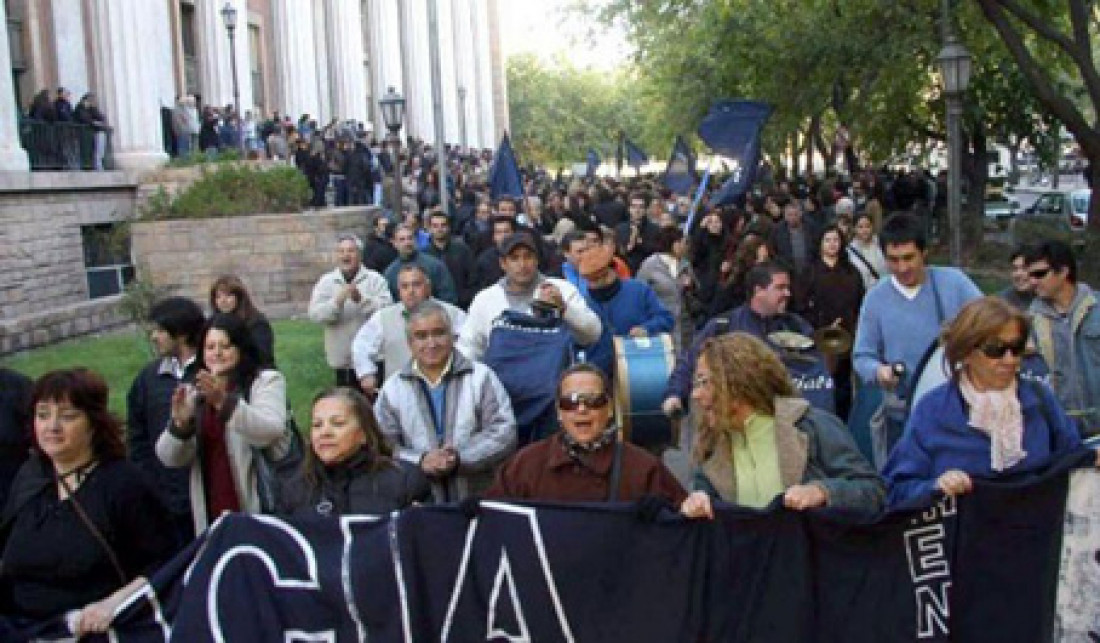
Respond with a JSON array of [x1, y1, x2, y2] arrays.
[[983, 194, 1017, 230], [1012, 188, 1091, 243]]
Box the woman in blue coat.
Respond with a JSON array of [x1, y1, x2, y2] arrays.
[[883, 296, 1098, 510]]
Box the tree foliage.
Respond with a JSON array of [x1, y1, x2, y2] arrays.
[[570, 0, 1076, 245], [506, 53, 654, 167]]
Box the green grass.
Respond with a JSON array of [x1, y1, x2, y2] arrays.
[[0, 320, 330, 430]]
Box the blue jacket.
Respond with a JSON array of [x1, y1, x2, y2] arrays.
[[665, 305, 813, 403], [581, 278, 674, 376], [1029, 285, 1100, 437], [883, 378, 1082, 510]]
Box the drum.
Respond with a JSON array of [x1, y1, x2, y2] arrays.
[[613, 334, 676, 450]]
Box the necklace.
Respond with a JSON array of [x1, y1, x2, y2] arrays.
[[56, 458, 99, 488]]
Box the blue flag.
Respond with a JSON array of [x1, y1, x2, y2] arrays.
[[698, 100, 773, 205], [624, 137, 649, 168], [663, 135, 696, 195], [586, 148, 601, 178], [489, 132, 523, 199]]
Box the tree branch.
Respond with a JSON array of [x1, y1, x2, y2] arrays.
[[975, 0, 1100, 151], [993, 0, 1100, 110]]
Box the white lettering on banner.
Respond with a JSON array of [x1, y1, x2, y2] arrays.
[[904, 497, 955, 639], [915, 583, 952, 638], [487, 551, 532, 642], [791, 374, 834, 392], [441, 501, 575, 642], [208, 515, 334, 643], [339, 515, 399, 643]]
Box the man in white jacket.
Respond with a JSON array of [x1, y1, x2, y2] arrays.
[[375, 301, 516, 502], [458, 232, 601, 362], [308, 234, 392, 386]]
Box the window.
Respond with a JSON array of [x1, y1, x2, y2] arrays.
[[81, 224, 134, 299], [181, 3, 199, 96]]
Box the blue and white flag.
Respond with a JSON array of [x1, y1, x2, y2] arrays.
[[698, 100, 773, 205]]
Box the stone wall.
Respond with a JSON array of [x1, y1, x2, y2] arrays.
[[131, 206, 378, 318], [0, 171, 141, 354]]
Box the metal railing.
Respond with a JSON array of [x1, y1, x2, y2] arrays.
[[18, 118, 115, 171]]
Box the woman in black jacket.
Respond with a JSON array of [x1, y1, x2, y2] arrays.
[[209, 274, 276, 368], [278, 387, 429, 518], [0, 369, 174, 638], [800, 225, 865, 420]]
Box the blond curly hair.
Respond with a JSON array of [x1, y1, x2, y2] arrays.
[[693, 332, 796, 461]]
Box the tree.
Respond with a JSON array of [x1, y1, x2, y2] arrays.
[[577, 0, 1073, 251], [974, 0, 1100, 230], [506, 53, 650, 168]]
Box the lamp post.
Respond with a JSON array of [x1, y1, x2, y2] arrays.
[[457, 86, 468, 149], [220, 1, 244, 155], [380, 87, 406, 218], [936, 27, 972, 266]]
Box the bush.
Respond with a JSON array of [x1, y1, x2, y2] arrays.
[[141, 163, 309, 220], [167, 149, 242, 168]]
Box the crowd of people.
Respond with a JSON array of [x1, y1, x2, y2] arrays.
[[22, 86, 111, 171], [1, 149, 1099, 638]]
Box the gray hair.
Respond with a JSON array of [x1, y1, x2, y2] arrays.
[[404, 300, 452, 337], [337, 233, 363, 251], [397, 263, 431, 284]]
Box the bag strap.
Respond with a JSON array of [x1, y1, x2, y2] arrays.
[[927, 268, 946, 325], [607, 437, 624, 502], [847, 244, 879, 280], [56, 468, 127, 586]]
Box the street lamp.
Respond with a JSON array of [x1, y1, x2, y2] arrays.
[[379, 87, 406, 218], [220, 1, 245, 155], [937, 33, 972, 266], [457, 86, 468, 149]]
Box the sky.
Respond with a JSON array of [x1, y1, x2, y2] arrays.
[[497, 0, 630, 70]]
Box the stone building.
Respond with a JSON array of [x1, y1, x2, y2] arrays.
[[0, 0, 509, 354]]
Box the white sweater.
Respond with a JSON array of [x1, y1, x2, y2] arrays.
[[457, 276, 601, 362]]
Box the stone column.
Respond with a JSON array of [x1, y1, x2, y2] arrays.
[[451, 0, 478, 148], [323, 0, 368, 124], [87, 0, 171, 169], [486, 0, 508, 140], [401, 0, 432, 140], [473, 0, 498, 148], [311, 0, 331, 123], [0, 0, 29, 171], [271, 0, 320, 120], [366, 0, 406, 135], [195, 0, 253, 112]]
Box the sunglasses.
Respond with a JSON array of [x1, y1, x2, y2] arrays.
[[558, 392, 610, 411], [979, 339, 1027, 359], [1027, 267, 1051, 280]]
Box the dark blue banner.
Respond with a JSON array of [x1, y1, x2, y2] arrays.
[[586, 148, 600, 179], [624, 138, 649, 168], [662, 135, 697, 196], [489, 133, 523, 199], [25, 458, 1099, 642], [698, 100, 773, 206]]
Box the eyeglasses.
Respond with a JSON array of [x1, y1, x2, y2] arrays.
[[1027, 267, 1051, 280], [409, 328, 451, 342], [558, 392, 610, 411], [979, 339, 1027, 359]]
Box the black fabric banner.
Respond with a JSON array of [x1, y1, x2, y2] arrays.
[[22, 455, 1097, 642]]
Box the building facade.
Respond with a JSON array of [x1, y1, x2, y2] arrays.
[[2, 0, 510, 172]]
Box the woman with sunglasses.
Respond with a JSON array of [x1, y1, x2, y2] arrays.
[[485, 363, 687, 504], [883, 296, 1097, 510]]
